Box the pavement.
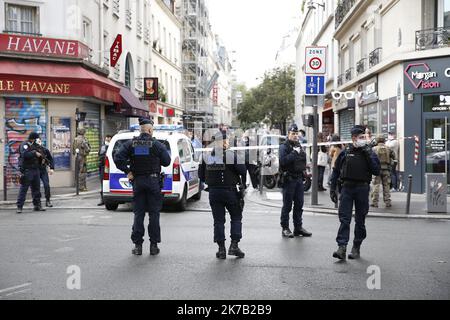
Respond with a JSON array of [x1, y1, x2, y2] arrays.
[[0, 194, 449, 300]]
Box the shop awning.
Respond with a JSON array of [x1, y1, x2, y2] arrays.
[[0, 60, 121, 103]]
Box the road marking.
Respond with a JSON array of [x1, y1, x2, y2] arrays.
[[81, 215, 95, 219], [54, 247, 74, 253], [5, 288, 31, 297], [0, 283, 32, 294]]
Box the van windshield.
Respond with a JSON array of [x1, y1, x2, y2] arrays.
[[112, 139, 171, 159]]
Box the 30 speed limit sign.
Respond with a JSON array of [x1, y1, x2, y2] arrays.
[[305, 46, 326, 74]]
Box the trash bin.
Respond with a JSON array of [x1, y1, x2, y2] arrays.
[[426, 173, 447, 213]]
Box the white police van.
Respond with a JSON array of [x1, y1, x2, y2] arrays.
[[102, 124, 201, 211]]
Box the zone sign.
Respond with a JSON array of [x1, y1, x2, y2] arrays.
[[305, 46, 327, 74]]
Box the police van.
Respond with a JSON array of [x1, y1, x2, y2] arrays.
[[102, 125, 201, 211]]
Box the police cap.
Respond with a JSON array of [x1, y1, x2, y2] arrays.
[[350, 125, 366, 136], [28, 132, 40, 140], [376, 135, 385, 143], [138, 117, 154, 126], [288, 123, 299, 133]]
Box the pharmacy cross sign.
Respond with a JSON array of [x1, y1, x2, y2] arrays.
[[110, 34, 122, 68]]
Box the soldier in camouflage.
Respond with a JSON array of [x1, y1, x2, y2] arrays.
[[371, 135, 396, 208], [72, 128, 91, 191]]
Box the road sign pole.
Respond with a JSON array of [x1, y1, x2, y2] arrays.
[[311, 103, 319, 206]]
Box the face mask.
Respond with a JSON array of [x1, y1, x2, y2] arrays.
[[388, 135, 393, 141], [105, 141, 110, 146], [36, 139, 42, 146], [355, 139, 367, 148]]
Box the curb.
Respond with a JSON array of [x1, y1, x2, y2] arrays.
[[246, 194, 450, 221], [0, 189, 101, 206]]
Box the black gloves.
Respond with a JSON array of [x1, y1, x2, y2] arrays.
[[330, 190, 338, 203]]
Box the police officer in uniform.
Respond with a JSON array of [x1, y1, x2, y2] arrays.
[[114, 118, 171, 256], [36, 138, 55, 207], [279, 124, 312, 238], [16, 132, 46, 213], [329, 125, 380, 260], [199, 131, 247, 259]]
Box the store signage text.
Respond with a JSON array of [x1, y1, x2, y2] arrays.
[[0, 34, 87, 58], [445, 68, 450, 77], [0, 79, 71, 94], [404, 63, 441, 90]]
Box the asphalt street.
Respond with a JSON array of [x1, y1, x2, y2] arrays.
[[0, 193, 449, 300]]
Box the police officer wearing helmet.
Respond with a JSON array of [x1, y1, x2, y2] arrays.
[[329, 125, 380, 260], [114, 118, 171, 256], [199, 130, 247, 259], [279, 123, 312, 238], [16, 132, 46, 213]]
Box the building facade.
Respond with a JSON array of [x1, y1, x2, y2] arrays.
[[295, 0, 450, 193]]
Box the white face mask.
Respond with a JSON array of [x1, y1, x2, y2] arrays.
[[355, 139, 367, 148], [36, 139, 42, 146], [105, 141, 110, 146]]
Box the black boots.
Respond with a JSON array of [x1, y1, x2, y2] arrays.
[[33, 205, 46, 212], [282, 228, 294, 238], [132, 244, 142, 255], [150, 242, 160, 256], [16, 207, 22, 214], [216, 241, 226, 259], [294, 227, 312, 237], [46, 200, 53, 207], [348, 246, 361, 259], [333, 246, 347, 260], [228, 240, 245, 258]]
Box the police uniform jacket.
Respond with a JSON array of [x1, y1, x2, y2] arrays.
[[279, 140, 306, 178], [19, 141, 40, 170]]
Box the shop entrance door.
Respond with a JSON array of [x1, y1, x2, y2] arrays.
[[424, 116, 450, 191]]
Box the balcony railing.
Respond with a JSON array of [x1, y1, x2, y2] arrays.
[[112, 0, 119, 17], [126, 9, 132, 27], [345, 68, 353, 81], [337, 74, 344, 86], [144, 27, 150, 43], [335, 0, 357, 29], [136, 21, 143, 38], [356, 58, 366, 75], [369, 47, 382, 68], [415, 27, 450, 50]]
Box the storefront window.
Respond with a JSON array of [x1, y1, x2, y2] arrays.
[[423, 95, 450, 112], [359, 103, 378, 135], [425, 118, 450, 186]]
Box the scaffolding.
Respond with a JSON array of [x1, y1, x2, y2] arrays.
[[177, 0, 214, 131]]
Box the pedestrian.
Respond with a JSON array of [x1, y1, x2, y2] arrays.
[[72, 128, 91, 192], [386, 132, 399, 191], [35, 137, 54, 207], [371, 135, 396, 208], [327, 134, 342, 186], [199, 130, 247, 259], [317, 145, 328, 191], [114, 118, 171, 256], [16, 132, 46, 213], [299, 129, 307, 144], [97, 134, 112, 206], [329, 125, 380, 260], [279, 123, 312, 238], [243, 135, 259, 189]]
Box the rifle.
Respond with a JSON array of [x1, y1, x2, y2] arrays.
[[33, 143, 51, 168], [237, 176, 247, 211]]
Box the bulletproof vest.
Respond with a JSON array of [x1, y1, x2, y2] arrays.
[[130, 134, 161, 175], [374, 144, 391, 169], [281, 141, 306, 176], [205, 150, 240, 187], [19, 142, 40, 170], [340, 146, 371, 183]]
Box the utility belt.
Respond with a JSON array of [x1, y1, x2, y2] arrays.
[[208, 185, 238, 191], [133, 172, 165, 189], [283, 171, 303, 181], [341, 180, 369, 188]]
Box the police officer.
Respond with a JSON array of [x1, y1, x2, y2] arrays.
[[329, 125, 380, 260], [279, 124, 312, 238], [36, 137, 55, 207], [114, 118, 170, 256], [371, 135, 396, 208], [199, 131, 247, 259], [72, 128, 91, 192], [16, 132, 46, 213], [98, 134, 112, 206]]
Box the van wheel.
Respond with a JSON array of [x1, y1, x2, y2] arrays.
[[105, 202, 119, 211], [175, 187, 187, 211]]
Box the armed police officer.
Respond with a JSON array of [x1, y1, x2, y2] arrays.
[[16, 132, 46, 213], [114, 118, 170, 256], [329, 125, 380, 260], [279, 124, 312, 238], [199, 131, 247, 259], [35, 138, 55, 207]]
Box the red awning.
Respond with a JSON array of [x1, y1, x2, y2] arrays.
[[0, 60, 121, 103]]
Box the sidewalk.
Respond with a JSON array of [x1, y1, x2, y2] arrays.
[[0, 175, 101, 206], [246, 187, 450, 220]]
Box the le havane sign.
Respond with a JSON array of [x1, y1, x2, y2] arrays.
[[0, 79, 71, 94], [0, 34, 88, 59]]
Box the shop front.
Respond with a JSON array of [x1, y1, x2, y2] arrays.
[[404, 56, 450, 193], [335, 97, 356, 141], [322, 99, 334, 137]]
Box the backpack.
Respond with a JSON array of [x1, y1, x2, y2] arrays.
[[375, 146, 390, 166]]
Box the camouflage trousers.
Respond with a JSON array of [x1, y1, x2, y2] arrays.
[[77, 156, 88, 190], [371, 169, 391, 206]]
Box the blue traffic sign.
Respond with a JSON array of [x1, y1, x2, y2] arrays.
[[305, 75, 325, 95]]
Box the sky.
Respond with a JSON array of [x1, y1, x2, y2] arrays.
[[206, 0, 301, 89]]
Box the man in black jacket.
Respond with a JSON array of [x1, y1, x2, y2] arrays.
[[279, 124, 312, 238], [98, 134, 112, 206], [35, 138, 54, 207]]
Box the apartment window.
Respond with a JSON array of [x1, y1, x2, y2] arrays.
[[125, 58, 131, 88], [103, 32, 109, 65], [169, 33, 172, 61], [83, 18, 92, 47], [163, 27, 167, 56], [5, 4, 39, 34]]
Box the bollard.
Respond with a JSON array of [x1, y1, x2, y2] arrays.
[[405, 175, 412, 214], [3, 165, 7, 201]]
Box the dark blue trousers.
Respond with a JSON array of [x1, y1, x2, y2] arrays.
[[17, 168, 41, 207], [209, 188, 242, 243], [132, 175, 162, 245], [336, 185, 370, 247], [280, 178, 304, 229], [39, 168, 51, 201]]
